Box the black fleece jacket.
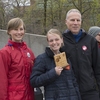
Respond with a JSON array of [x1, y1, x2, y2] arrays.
[[62, 29, 100, 94]]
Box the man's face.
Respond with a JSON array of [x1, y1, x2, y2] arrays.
[[65, 12, 82, 34]]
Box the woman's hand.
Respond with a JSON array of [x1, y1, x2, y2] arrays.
[[55, 67, 63, 75]]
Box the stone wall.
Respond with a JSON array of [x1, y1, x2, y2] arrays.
[[0, 29, 48, 57]]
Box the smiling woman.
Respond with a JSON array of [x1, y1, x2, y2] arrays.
[[30, 28, 82, 100], [0, 17, 35, 100]]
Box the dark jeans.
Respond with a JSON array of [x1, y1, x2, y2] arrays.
[[81, 90, 100, 100]]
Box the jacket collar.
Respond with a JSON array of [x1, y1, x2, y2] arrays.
[[45, 47, 65, 58], [63, 29, 87, 42], [7, 39, 26, 49]]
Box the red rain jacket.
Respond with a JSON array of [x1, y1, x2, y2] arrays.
[[0, 40, 35, 100]]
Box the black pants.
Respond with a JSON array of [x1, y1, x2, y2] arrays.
[[81, 90, 100, 100]]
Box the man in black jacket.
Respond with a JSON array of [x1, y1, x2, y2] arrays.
[[63, 9, 100, 100]]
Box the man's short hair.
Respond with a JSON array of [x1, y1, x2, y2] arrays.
[[66, 9, 81, 19]]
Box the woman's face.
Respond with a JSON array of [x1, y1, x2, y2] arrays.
[[95, 33, 100, 43], [47, 33, 63, 54], [8, 25, 25, 42]]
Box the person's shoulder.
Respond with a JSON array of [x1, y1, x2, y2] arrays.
[[62, 29, 70, 34], [0, 45, 12, 58], [82, 29, 95, 38], [86, 32, 96, 40], [22, 41, 28, 47], [36, 52, 47, 59], [0, 45, 11, 53], [34, 52, 48, 65], [26, 45, 35, 55], [22, 41, 34, 52], [83, 31, 97, 45]]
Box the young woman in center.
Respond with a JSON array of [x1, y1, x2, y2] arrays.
[[30, 29, 81, 100]]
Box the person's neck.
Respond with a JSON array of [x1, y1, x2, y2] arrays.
[[72, 32, 79, 35], [72, 29, 82, 42], [50, 47, 61, 55], [54, 50, 60, 55]]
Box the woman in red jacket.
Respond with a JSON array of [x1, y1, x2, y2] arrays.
[[0, 17, 35, 100]]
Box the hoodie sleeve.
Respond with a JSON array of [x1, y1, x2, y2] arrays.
[[30, 54, 59, 87], [0, 49, 9, 100]]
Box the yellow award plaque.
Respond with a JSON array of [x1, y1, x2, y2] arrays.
[[54, 52, 69, 68]]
